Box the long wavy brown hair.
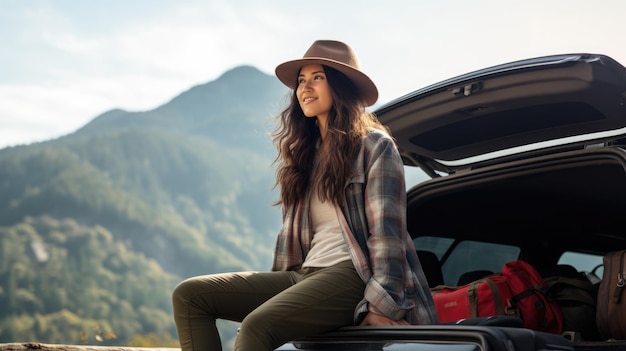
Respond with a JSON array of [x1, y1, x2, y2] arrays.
[[272, 65, 387, 209]]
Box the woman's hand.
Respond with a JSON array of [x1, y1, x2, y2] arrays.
[[358, 312, 409, 326]]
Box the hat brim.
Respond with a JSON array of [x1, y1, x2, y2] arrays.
[[275, 57, 378, 107]]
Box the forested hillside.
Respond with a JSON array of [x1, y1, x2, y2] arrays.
[[0, 65, 289, 346]]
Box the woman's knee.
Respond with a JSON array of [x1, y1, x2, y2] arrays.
[[240, 307, 271, 332], [237, 309, 283, 350], [172, 277, 201, 309]]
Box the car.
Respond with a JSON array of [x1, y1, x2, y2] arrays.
[[277, 53, 626, 350]]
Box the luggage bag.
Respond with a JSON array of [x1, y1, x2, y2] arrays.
[[432, 260, 563, 334], [596, 249, 626, 340]]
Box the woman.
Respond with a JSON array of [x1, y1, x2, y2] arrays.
[[172, 40, 438, 351]]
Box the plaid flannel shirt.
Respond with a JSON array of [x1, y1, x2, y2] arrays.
[[272, 129, 439, 325]]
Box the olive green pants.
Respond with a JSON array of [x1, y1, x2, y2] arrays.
[[172, 260, 365, 351]]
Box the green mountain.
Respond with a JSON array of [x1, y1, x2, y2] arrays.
[[0, 65, 290, 346]]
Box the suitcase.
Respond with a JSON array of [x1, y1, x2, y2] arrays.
[[596, 249, 626, 340]]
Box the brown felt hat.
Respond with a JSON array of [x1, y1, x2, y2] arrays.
[[275, 40, 378, 106]]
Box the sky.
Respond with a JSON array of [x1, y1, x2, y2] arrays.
[[2, 0, 625, 149]]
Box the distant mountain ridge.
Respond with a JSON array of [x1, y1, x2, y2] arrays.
[[0, 65, 290, 345], [70, 65, 287, 152]]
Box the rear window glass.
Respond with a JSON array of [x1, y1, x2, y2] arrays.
[[408, 102, 604, 153]]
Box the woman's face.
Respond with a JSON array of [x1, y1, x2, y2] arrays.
[[297, 64, 333, 122]]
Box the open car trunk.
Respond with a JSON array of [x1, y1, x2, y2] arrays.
[[375, 53, 626, 176]]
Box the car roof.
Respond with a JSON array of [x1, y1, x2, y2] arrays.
[[375, 53, 626, 174]]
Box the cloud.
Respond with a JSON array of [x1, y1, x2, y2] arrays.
[[0, 1, 315, 148], [1, 0, 626, 149]]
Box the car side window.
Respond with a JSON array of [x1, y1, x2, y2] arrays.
[[414, 236, 520, 286], [442, 241, 520, 286], [404, 166, 430, 189], [559, 251, 604, 280]]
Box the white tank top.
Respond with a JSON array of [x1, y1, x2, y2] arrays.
[[302, 191, 351, 268]]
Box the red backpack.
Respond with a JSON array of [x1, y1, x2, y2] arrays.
[[432, 260, 563, 334], [501, 260, 563, 334]]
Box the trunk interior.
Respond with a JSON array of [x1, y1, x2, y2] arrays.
[[406, 146, 626, 264]]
